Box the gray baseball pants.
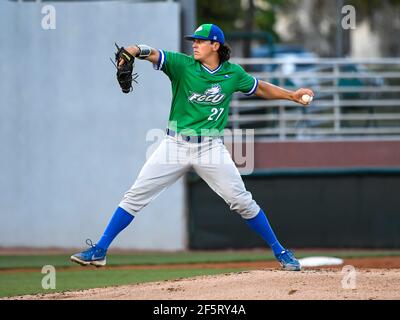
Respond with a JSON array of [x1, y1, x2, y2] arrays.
[[119, 134, 260, 219]]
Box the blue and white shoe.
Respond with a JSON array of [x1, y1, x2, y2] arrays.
[[275, 249, 301, 271], [70, 239, 107, 267]]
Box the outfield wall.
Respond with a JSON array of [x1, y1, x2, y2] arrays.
[[188, 168, 400, 249]]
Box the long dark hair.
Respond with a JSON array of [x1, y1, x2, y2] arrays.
[[216, 43, 231, 63]]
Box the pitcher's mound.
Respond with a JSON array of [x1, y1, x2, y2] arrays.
[[12, 268, 400, 300]]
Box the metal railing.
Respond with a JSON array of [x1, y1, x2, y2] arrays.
[[228, 58, 400, 140]]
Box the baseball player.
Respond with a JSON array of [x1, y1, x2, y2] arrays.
[[71, 24, 314, 271]]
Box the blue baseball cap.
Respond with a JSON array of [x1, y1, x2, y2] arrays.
[[184, 24, 225, 45]]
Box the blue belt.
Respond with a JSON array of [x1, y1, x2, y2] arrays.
[[166, 128, 205, 143]]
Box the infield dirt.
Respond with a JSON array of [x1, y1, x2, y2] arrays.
[[7, 257, 400, 300]]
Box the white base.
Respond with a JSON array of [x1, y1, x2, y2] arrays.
[[298, 256, 344, 267]]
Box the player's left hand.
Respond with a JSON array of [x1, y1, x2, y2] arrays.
[[110, 43, 138, 94], [118, 46, 139, 66], [292, 88, 314, 106]]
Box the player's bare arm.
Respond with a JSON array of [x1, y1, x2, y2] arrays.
[[118, 45, 160, 65], [254, 80, 314, 106]]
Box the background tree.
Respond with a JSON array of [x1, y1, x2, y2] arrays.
[[196, 0, 242, 32], [197, 0, 284, 57], [197, 0, 400, 57]]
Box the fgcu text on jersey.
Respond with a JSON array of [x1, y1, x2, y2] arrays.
[[188, 84, 225, 105]]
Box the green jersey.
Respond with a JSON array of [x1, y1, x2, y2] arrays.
[[155, 50, 258, 136]]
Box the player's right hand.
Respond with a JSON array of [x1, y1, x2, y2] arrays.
[[292, 88, 314, 106]]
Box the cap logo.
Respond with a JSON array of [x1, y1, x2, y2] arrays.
[[213, 36, 217, 40], [196, 26, 203, 32]]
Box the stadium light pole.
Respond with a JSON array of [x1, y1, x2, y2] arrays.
[[180, 0, 197, 55], [336, 0, 344, 57]]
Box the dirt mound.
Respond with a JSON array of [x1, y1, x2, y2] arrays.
[[9, 267, 400, 300]]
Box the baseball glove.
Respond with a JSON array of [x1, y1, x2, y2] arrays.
[[110, 43, 138, 93]]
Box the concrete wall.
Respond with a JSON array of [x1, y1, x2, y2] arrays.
[[0, 1, 186, 250]]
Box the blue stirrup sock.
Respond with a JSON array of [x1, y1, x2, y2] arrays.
[[96, 207, 134, 250], [244, 209, 285, 256]]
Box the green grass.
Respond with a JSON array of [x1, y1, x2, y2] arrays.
[[0, 268, 244, 298], [0, 251, 272, 269], [1, 249, 400, 270]]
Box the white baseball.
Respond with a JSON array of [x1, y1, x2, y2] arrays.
[[301, 94, 313, 103]]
